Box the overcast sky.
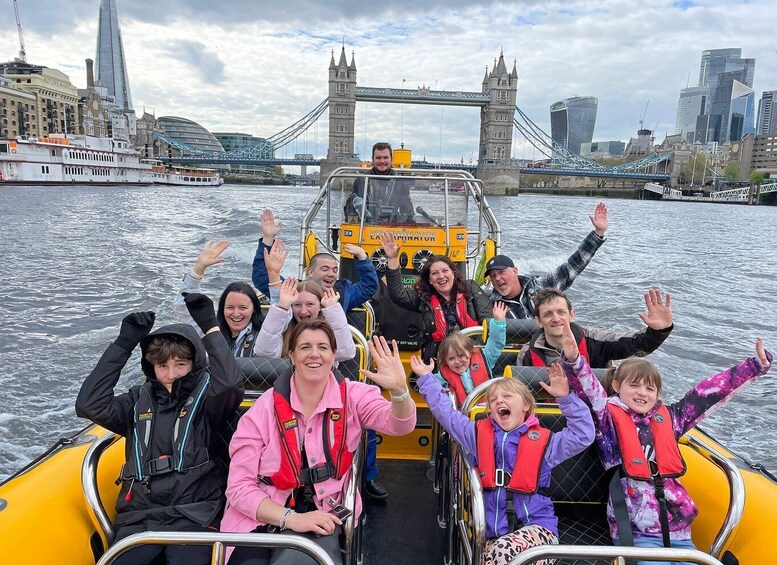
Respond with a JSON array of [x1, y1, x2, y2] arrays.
[[1, 0, 774, 163]]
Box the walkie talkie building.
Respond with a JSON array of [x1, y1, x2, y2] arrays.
[[95, 0, 133, 112]]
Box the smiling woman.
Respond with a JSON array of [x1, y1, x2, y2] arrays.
[[380, 232, 493, 360], [221, 321, 416, 564], [173, 240, 267, 357]]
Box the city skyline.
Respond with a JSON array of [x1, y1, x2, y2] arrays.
[[0, 0, 775, 163]]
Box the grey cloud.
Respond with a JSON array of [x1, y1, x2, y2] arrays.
[[162, 40, 226, 83]]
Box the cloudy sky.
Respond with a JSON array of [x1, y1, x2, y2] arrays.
[[1, 0, 774, 164]]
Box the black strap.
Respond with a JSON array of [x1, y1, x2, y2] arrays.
[[653, 472, 672, 547], [608, 467, 636, 565]]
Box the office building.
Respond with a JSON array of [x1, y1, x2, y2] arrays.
[[580, 140, 625, 158], [694, 48, 755, 144], [0, 61, 79, 136], [95, 0, 133, 112], [757, 91, 776, 135], [550, 96, 597, 155], [157, 116, 224, 154], [675, 87, 708, 142]]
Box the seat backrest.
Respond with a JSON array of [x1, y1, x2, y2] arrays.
[[504, 318, 539, 346], [506, 366, 608, 402], [236, 357, 292, 393], [345, 304, 375, 339], [537, 411, 609, 503]]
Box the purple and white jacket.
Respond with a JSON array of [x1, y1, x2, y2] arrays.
[[418, 373, 595, 539], [563, 351, 772, 541]]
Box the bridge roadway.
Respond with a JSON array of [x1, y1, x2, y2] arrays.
[[167, 157, 670, 181], [354, 86, 491, 106]]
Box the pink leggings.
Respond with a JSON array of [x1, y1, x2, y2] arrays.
[[482, 524, 559, 565]]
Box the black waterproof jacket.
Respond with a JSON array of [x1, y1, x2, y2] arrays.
[[384, 267, 492, 359], [76, 323, 243, 528]]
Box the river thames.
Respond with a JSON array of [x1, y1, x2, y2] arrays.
[[1, 183, 776, 480]]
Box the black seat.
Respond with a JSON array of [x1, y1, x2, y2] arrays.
[[235, 357, 292, 393]]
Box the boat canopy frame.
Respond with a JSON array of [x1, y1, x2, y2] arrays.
[[298, 167, 501, 279]]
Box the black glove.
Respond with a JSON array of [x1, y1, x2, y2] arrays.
[[114, 311, 156, 352], [183, 292, 218, 334]]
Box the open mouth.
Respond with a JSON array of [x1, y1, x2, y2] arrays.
[[496, 406, 510, 418]]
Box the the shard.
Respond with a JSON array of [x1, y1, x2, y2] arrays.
[[94, 0, 133, 111]]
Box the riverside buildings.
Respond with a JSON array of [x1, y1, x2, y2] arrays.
[[677, 48, 756, 145], [550, 96, 597, 156]]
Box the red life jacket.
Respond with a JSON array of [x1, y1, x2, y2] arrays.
[[270, 374, 354, 493], [609, 403, 686, 480], [440, 349, 491, 405], [475, 418, 551, 494], [430, 292, 479, 342], [527, 322, 590, 366]]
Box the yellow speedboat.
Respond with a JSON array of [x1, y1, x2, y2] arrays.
[[1, 168, 775, 564]]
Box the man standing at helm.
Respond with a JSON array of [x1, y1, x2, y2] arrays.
[[347, 142, 414, 224], [486, 202, 608, 318]]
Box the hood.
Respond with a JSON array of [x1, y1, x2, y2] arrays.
[[139, 323, 207, 391]]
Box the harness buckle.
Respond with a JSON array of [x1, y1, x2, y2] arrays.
[[494, 468, 511, 487], [308, 463, 335, 484], [146, 455, 174, 476]]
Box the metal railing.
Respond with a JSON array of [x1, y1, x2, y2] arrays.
[[303, 167, 501, 276], [96, 531, 338, 565], [81, 431, 120, 545], [507, 545, 723, 564]]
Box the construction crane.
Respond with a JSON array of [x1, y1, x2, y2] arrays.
[[638, 99, 650, 131], [13, 0, 27, 63]]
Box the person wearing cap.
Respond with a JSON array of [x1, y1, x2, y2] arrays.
[[486, 202, 608, 319]]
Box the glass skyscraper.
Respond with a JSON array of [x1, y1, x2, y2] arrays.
[[95, 0, 133, 112], [675, 86, 708, 142], [695, 48, 754, 143], [550, 96, 597, 156]]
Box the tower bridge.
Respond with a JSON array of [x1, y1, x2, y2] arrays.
[[156, 47, 672, 188]]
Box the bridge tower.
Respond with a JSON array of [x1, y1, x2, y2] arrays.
[[477, 52, 520, 192], [321, 47, 357, 185]]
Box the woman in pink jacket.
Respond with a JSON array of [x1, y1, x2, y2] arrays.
[[222, 318, 417, 564]]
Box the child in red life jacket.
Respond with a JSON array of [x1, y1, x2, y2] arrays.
[[432, 301, 508, 405], [560, 319, 772, 565], [412, 354, 595, 565]]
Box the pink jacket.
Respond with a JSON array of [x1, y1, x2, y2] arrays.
[[222, 373, 416, 534]]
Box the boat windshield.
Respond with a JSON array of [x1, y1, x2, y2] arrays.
[[340, 169, 469, 228]]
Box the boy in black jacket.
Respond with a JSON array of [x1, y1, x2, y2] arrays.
[[76, 293, 243, 565]]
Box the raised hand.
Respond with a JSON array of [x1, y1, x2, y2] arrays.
[[344, 243, 368, 261], [637, 288, 673, 330], [539, 362, 570, 398], [286, 509, 341, 536], [492, 301, 508, 321], [261, 208, 282, 241], [360, 336, 407, 395], [183, 292, 218, 333], [410, 354, 435, 376], [264, 239, 288, 276], [561, 319, 579, 361], [193, 239, 229, 276], [378, 232, 400, 260], [589, 201, 608, 237], [755, 337, 771, 370], [115, 311, 156, 352], [321, 287, 341, 309], [278, 277, 298, 310]]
